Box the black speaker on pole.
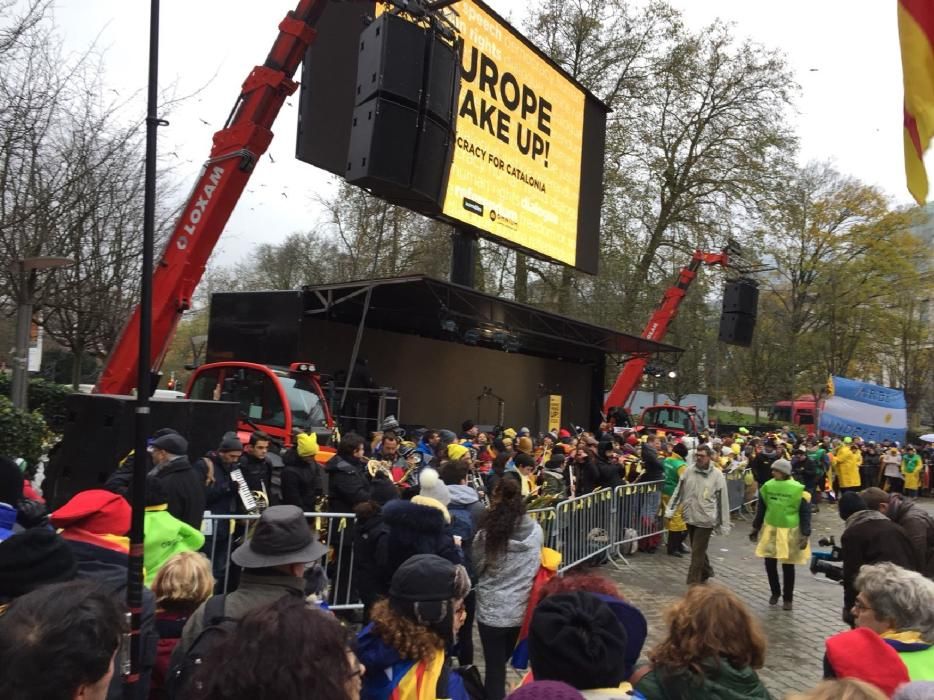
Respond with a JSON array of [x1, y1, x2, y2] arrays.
[[722, 278, 759, 315]]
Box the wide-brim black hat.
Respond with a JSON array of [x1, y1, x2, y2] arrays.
[[232, 505, 328, 568]]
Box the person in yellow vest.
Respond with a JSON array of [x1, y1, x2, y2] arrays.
[[834, 438, 862, 494], [749, 458, 811, 610], [902, 446, 924, 498]]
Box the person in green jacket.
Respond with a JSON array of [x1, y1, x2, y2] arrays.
[[662, 442, 689, 557], [749, 458, 812, 610], [632, 584, 772, 699], [144, 477, 205, 586]]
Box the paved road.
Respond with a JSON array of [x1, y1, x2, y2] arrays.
[[600, 500, 934, 698]]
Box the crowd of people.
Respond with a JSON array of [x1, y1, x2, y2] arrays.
[[2, 417, 934, 699]]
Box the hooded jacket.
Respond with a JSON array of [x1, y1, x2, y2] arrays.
[[666, 465, 731, 535], [841, 509, 918, 610], [473, 515, 544, 627], [887, 494, 934, 578], [143, 504, 205, 586], [381, 499, 462, 580], [447, 484, 484, 577], [634, 658, 772, 700]]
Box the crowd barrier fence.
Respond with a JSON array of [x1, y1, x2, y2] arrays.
[[202, 471, 758, 608]]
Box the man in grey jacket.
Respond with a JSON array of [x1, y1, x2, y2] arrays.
[[666, 445, 731, 585]]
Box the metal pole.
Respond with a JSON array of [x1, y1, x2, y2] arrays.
[[10, 266, 33, 411], [125, 0, 159, 694]]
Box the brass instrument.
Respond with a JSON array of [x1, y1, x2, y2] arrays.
[[367, 458, 417, 486]]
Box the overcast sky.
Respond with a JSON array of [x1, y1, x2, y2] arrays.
[[51, 0, 909, 266]]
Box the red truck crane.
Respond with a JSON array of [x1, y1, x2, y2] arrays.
[[92, 0, 434, 447], [96, 0, 327, 398], [604, 247, 737, 434]]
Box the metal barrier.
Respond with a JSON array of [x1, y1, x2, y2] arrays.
[[725, 468, 759, 516], [553, 488, 617, 573], [610, 480, 665, 562], [528, 506, 558, 549], [200, 471, 760, 601], [203, 512, 361, 610]]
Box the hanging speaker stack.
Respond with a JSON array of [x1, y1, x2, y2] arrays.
[[345, 13, 460, 215], [718, 278, 759, 346]]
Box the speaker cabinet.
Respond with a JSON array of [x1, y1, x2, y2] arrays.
[[424, 35, 459, 126], [44, 394, 239, 509], [718, 312, 757, 347], [354, 13, 426, 108], [346, 97, 419, 197], [722, 278, 759, 316], [409, 116, 452, 212]]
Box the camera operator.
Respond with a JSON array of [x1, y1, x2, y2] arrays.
[[838, 492, 917, 626]]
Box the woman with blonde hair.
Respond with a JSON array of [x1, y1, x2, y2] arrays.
[[632, 584, 771, 699], [787, 678, 886, 700], [150, 550, 215, 698]]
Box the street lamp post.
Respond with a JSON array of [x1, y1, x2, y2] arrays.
[[10, 256, 74, 410]]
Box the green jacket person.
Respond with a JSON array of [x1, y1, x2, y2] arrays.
[[749, 458, 811, 610]]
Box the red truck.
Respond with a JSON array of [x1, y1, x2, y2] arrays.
[[770, 395, 818, 429]]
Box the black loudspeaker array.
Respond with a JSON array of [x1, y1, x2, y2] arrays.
[[718, 278, 759, 347], [44, 393, 239, 509], [346, 13, 460, 215]]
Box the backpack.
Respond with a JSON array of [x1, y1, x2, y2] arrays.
[[166, 594, 236, 698]]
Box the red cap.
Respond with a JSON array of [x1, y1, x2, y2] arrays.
[[51, 489, 131, 535], [558, 428, 572, 439]]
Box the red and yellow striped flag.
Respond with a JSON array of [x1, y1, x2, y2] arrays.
[[900, 0, 934, 204]]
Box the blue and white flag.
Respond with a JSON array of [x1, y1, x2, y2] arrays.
[[818, 377, 907, 443]]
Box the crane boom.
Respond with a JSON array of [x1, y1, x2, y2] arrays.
[[96, 0, 327, 394], [603, 249, 730, 414]]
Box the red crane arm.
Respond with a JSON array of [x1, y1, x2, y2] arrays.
[[603, 250, 729, 414], [96, 0, 328, 394]]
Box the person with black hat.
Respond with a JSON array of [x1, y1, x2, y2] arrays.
[[839, 491, 918, 625], [174, 505, 329, 660], [0, 527, 77, 607], [198, 432, 249, 590], [527, 591, 635, 694], [356, 553, 472, 700], [149, 430, 204, 529]]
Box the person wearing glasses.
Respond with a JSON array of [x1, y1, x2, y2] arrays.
[[824, 562, 934, 692]]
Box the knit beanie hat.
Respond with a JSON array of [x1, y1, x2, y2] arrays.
[[418, 468, 451, 506], [508, 681, 585, 699], [218, 432, 243, 452], [51, 489, 132, 535], [516, 436, 534, 455], [0, 456, 23, 506], [389, 554, 466, 646], [447, 443, 469, 461], [503, 428, 517, 439], [297, 432, 319, 458], [893, 682, 934, 700], [771, 458, 792, 476], [839, 492, 868, 521], [0, 528, 77, 600], [529, 592, 628, 690]]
